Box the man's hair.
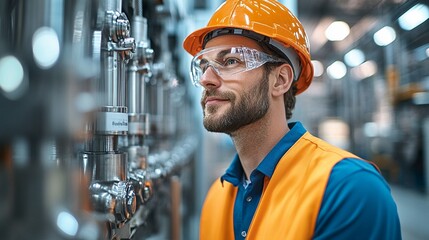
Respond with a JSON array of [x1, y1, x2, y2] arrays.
[[284, 84, 298, 120], [263, 63, 298, 120], [259, 42, 298, 120]]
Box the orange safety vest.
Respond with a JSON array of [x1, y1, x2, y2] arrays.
[[200, 132, 361, 240]]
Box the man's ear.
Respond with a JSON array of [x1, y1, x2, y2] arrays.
[[272, 63, 294, 97]]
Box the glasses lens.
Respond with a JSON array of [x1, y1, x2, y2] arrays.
[[191, 46, 247, 85], [190, 46, 286, 86], [190, 58, 202, 86]]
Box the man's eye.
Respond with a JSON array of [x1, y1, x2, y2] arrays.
[[223, 58, 241, 66], [199, 60, 209, 72]]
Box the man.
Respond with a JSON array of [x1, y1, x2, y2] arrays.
[[183, 0, 401, 239]]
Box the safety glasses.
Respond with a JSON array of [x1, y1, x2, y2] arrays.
[[190, 46, 287, 86]]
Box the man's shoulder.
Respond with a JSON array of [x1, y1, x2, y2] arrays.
[[299, 132, 361, 159], [315, 158, 401, 239], [332, 158, 384, 183], [325, 157, 392, 206]]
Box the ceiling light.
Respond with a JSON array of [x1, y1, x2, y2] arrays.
[[0, 56, 24, 93], [311, 60, 324, 77], [344, 49, 365, 67], [325, 21, 350, 41], [351, 60, 378, 80], [57, 211, 79, 236], [413, 92, 429, 105], [0, 55, 28, 100], [398, 4, 429, 31], [373, 26, 396, 46], [327, 61, 347, 79], [32, 27, 60, 69], [364, 122, 378, 137]]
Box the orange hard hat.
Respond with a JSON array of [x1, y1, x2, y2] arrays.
[[183, 0, 314, 95]]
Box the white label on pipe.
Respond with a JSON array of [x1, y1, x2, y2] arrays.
[[97, 112, 128, 132]]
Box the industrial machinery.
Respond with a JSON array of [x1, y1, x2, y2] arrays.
[[0, 0, 198, 239]]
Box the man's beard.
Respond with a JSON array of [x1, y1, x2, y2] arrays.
[[201, 73, 270, 134]]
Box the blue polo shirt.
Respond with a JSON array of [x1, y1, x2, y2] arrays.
[[220, 122, 401, 239]]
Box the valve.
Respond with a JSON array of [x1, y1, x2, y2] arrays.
[[89, 181, 137, 223], [106, 11, 130, 43], [104, 11, 135, 62]]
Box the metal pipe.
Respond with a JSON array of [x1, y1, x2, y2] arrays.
[[85, 135, 117, 152], [79, 1, 137, 231], [101, 0, 121, 12], [133, 0, 144, 17], [170, 176, 181, 240], [102, 51, 121, 106], [127, 69, 139, 114], [82, 152, 127, 182]]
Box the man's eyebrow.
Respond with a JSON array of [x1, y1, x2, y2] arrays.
[[216, 49, 233, 59], [200, 48, 238, 61]]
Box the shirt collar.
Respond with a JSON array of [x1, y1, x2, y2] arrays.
[[220, 121, 307, 186], [220, 154, 243, 186]]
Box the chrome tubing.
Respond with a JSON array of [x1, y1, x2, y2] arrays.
[[80, 1, 137, 235]]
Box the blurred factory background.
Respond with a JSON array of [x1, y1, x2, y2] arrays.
[[0, 0, 428, 239]]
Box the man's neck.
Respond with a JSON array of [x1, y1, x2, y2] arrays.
[[231, 115, 289, 179]]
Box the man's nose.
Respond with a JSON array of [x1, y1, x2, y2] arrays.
[[199, 65, 221, 89]]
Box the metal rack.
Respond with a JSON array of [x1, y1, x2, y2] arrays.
[[0, 0, 198, 239]]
